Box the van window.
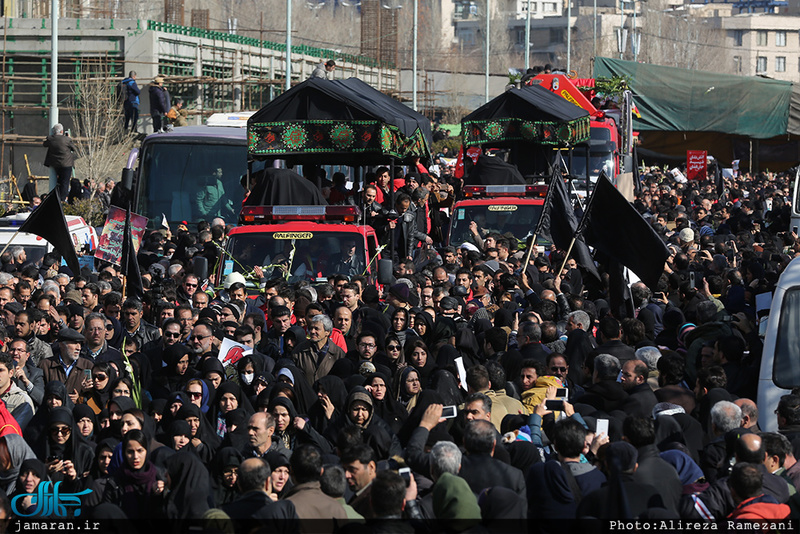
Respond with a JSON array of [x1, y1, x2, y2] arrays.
[[774, 287, 800, 388]]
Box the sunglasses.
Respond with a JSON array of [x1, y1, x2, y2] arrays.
[[184, 283, 198, 288], [188, 391, 202, 399], [51, 426, 71, 436], [164, 332, 181, 338], [550, 366, 567, 373], [387, 345, 401, 351], [93, 374, 108, 381]]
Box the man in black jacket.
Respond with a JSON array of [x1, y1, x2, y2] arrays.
[[622, 416, 683, 514], [620, 360, 658, 418], [221, 457, 298, 533], [43, 123, 75, 200], [574, 353, 628, 413], [457, 419, 526, 498]]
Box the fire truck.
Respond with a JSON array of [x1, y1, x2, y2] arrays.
[[221, 205, 390, 287], [530, 74, 634, 186], [448, 184, 548, 249]]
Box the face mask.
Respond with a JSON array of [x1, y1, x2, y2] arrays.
[[241, 373, 254, 385]]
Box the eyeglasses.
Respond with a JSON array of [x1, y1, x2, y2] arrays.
[[164, 332, 181, 338], [51, 426, 71, 436], [550, 367, 567, 373], [387, 345, 401, 351], [194, 334, 211, 341], [188, 391, 202, 399], [359, 343, 376, 349]]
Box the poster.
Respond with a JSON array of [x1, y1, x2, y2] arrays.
[[686, 150, 708, 181], [218, 338, 253, 367], [94, 207, 148, 266]]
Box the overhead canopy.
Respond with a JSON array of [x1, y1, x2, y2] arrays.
[[244, 168, 328, 206], [594, 57, 793, 139], [461, 84, 591, 147], [464, 154, 526, 185], [247, 77, 432, 164]]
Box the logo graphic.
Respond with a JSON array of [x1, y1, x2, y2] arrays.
[[11, 481, 93, 517]]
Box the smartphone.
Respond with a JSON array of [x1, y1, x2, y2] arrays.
[[689, 271, 696, 287], [398, 467, 411, 487], [792, 226, 798, 235], [441, 405, 457, 419], [555, 388, 567, 398], [84, 368, 92, 381], [545, 400, 565, 411], [596, 418, 609, 437]]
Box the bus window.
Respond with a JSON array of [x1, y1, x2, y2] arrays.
[[774, 286, 800, 389]]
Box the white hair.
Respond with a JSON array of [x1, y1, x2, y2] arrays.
[[636, 346, 662, 371]]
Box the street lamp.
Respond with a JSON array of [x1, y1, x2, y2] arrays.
[[485, 0, 491, 103]]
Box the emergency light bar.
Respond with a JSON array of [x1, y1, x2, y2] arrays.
[[240, 205, 360, 223], [462, 185, 547, 198]]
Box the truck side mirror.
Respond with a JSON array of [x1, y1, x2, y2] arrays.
[[193, 256, 208, 280], [378, 259, 394, 286], [622, 154, 634, 174]]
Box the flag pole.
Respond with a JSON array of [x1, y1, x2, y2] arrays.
[[0, 226, 24, 258], [558, 237, 577, 277], [522, 234, 538, 273]]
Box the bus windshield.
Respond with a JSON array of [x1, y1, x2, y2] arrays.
[[774, 287, 800, 389], [226, 231, 369, 283], [137, 142, 247, 226], [450, 203, 543, 247]]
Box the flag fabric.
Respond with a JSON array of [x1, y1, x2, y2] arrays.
[[576, 172, 669, 288], [118, 186, 144, 301], [18, 189, 80, 274], [534, 168, 600, 280]]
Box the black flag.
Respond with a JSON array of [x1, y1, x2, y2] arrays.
[[576, 172, 669, 289], [120, 206, 144, 301], [534, 169, 600, 280], [18, 189, 80, 275]]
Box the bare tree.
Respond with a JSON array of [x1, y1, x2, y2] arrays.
[[69, 58, 134, 196]]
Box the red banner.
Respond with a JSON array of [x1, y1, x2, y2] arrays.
[[94, 207, 148, 266], [686, 150, 707, 181]]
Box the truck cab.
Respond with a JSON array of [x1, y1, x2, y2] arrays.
[[448, 185, 547, 248], [222, 205, 384, 287]]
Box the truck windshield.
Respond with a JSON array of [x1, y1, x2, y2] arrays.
[[226, 231, 368, 282], [137, 142, 247, 227], [774, 287, 800, 389], [450, 203, 543, 247]]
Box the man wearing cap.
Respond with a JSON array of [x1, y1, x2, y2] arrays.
[[40, 328, 93, 403], [67, 302, 86, 334], [386, 284, 411, 311], [14, 309, 52, 367]]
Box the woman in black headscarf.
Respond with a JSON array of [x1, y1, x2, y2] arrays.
[[33, 407, 94, 490], [149, 344, 194, 399], [308, 375, 347, 434], [105, 316, 125, 350], [175, 403, 221, 463], [375, 333, 407, 378], [268, 396, 331, 454], [364, 372, 406, 435], [414, 312, 435, 346], [390, 308, 413, 346], [430, 369, 464, 407], [211, 447, 242, 506], [272, 363, 315, 415], [405, 339, 437, 387], [453, 328, 482, 369], [394, 366, 421, 414], [167, 420, 194, 453], [24, 381, 72, 446], [236, 355, 263, 400], [102, 429, 164, 523], [324, 386, 402, 460], [164, 452, 211, 530], [207, 382, 253, 439], [9, 458, 48, 515], [84, 362, 118, 415], [265, 449, 293, 500], [73, 404, 98, 444], [397, 389, 449, 448]]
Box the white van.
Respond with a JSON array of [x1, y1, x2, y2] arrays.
[[0, 214, 98, 266], [757, 255, 800, 431]]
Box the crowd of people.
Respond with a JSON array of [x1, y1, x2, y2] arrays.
[[0, 162, 795, 532]]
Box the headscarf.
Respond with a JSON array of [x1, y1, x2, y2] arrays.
[[309, 375, 347, 432], [478, 486, 527, 526], [269, 396, 298, 450], [364, 372, 406, 435], [660, 449, 705, 486], [73, 404, 98, 442], [106, 317, 125, 349], [164, 452, 211, 526], [345, 387, 374, 429], [395, 366, 421, 409], [273, 363, 315, 414], [432, 472, 482, 531]]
